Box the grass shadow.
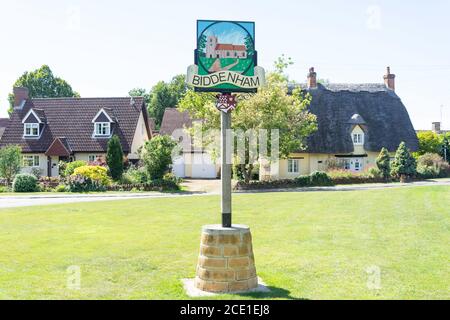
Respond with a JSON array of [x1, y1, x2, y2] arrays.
[[234, 286, 307, 300]]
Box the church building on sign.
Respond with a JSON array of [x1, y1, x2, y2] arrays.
[[205, 35, 247, 59]]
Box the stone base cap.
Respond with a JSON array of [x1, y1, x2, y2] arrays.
[[202, 224, 250, 234]]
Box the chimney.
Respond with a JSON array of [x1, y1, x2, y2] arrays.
[[432, 122, 441, 134], [307, 67, 317, 89], [13, 87, 29, 109], [383, 66, 396, 91]]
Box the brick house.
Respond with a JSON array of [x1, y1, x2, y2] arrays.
[[0, 87, 152, 177]]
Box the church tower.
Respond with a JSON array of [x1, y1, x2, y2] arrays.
[[206, 35, 218, 58]]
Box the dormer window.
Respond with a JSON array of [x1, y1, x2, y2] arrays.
[[24, 123, 39, 137], [353, 133, 363, 145], [95, 122, 110, 136], [22, 109, 44, 138], [92, 108, 114, 137]]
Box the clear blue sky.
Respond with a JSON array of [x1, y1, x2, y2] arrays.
[[1, 0, 449, 130]]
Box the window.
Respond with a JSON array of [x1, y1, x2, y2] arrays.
[[288, 159, 299, 173], [95, 122, 110, 136], [88, 155, 102, 162], [344, 159, 351, 170], [23, 155, 40, 167], [353, 133, 363, 145], [24, 123, 39, 137]]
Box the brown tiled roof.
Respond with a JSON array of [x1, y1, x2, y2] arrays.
[[0, 97, 149, 153], [216, 44, 246, 51], [45, 137, 71, 157], [159, 108, 193, 136]]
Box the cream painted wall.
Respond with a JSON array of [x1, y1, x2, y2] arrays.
[[129, 111, 150, 160], [20, 153, 47, 176]]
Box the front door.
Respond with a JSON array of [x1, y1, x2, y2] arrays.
[[351, 158, 363, 172]]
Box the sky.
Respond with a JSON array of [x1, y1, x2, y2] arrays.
[[0, 0, 449, 130]]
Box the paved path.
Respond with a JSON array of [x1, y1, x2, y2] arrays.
[[1, 178, 449, 209]]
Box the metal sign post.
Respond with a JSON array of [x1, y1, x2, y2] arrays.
[[187, 20, 265, 294]]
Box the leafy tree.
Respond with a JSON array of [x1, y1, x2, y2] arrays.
[[147, 74, 187, 127], [376, 147, 391, 179], [129, 88, 151, 105], [440, 133, 450, 163], [244, 35, 254, 57], [0, 145, 22, 185], [391, 142, 417, 182], [198, 34, 207, 56], [179, 56, 317, 183], [415, 131, 441, 156], [8, 65, 79, 114], [106, 135, 124, 181], [142, 135, 178, 180]]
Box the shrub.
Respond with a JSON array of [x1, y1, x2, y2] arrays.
[[416, 153, 450, 178], [106, 135, 124, 181], [122, 165, 149, 184], [64, 160, 87, 177], [391, 142, 417, 182], [294, 175, 310, 187], [368, 167, 383, 179], [142, 135, 178, 180], [0, 145, 22, 185], [72, 165, 111, 186], [0, 186, 10, 193], [310, 171, 333, 186], [376, 147, 391, 179], [67, 175, 106, 192], [12, 174, 39, 192], [55, 184, 67, 192]]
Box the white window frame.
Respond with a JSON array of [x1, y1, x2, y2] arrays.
[[287, 159, 299, 174], [88, 154, 103, 162], [353, 133, 364, 145], [23, 155, 40, 167], [24, 123, 39, 137], [95, 122, 110, 136]]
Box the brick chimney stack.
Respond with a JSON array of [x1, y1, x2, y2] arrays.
[[383, 66, 396, 91], [13, 87, 29, 109], [307, 67, 317, 89], [432, 122, 441, 134]]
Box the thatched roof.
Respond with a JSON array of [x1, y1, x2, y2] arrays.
[[294, 83, 419, 153]]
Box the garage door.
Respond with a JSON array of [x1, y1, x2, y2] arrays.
[[192, 153, 217, 178], [172, 156, 185, 178]]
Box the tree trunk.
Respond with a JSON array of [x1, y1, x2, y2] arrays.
[[400, 174, 407, 183]]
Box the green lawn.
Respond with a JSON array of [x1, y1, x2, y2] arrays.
[[0, 186, 449, 300]]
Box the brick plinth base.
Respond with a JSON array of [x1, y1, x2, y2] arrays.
[[194, 225, 258, 293]]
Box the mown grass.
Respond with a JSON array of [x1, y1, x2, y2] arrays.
[[0, 186, 448, 300]]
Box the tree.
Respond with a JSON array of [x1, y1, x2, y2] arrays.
[[440, 133, 450, 163], [376, 147, 391, 179], [198, 34, 207, 56], [391, 142, 417, 182], [8, 65, 79, 114], [244, 35, 254, 57], [415, 131, 441, 156], [141, 135, 178, 180], [129, 88, 151, 105], [147, 74, 188, 127], [106, 135, 124, 181], [179, 56, 318, 183], [0, 145, 22, 185]]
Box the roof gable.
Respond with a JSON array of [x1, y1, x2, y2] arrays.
[[92, 108, 114, 123], [22, 109, 43, 124]]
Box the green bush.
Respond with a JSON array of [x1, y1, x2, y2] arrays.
[[294, 175, 310, 187], [391, 142, 417, 181], [55, 184, 67, 192], [122, 165, 149, 184], [106, 135, 124, 181], [13, 174, 39, 192], [68, 165, 111, 192], [64, 160, 87, 177], [0, 186, 10, 193], [142, 135, 178, 180], [310, 171, 333, 186], [416, 153, 450, 178], [376, 147, 391, 179]]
